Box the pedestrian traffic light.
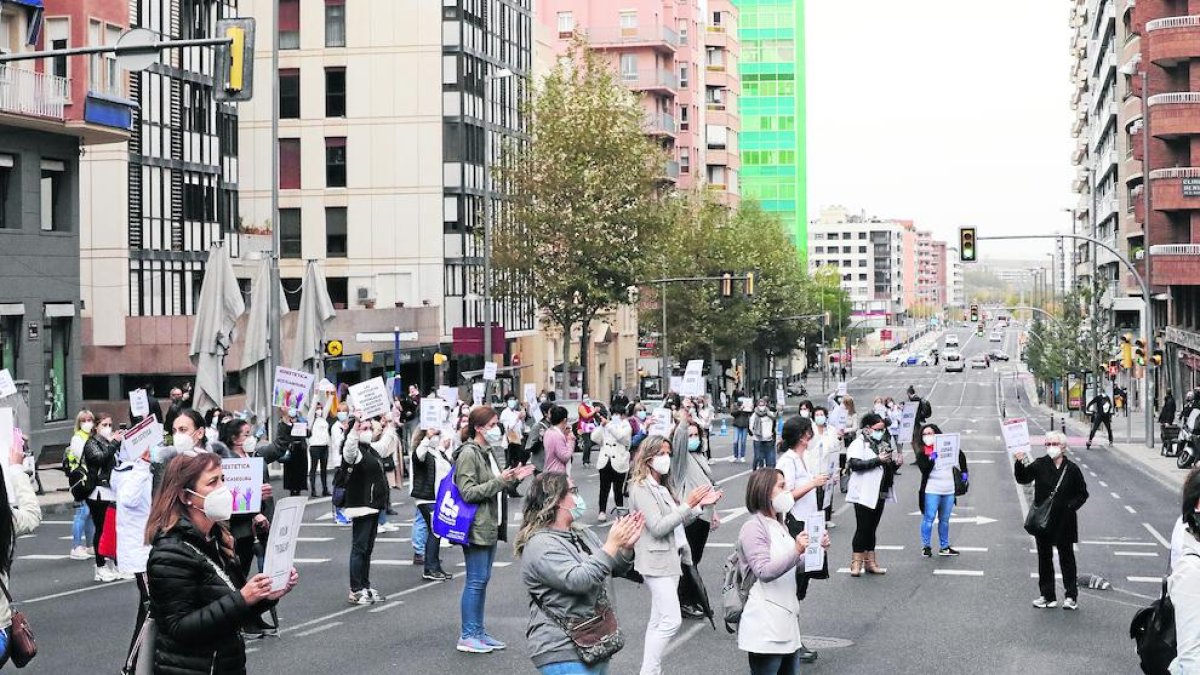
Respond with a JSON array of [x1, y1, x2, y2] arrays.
[[1134, 338, 1146, 366], [959, 228, 977, 262], [215, 18, 255, 102], [744, 271, 756, 297], [1108, 360, 1119, 378], [1120, 333, 1133, 369], [720, 272, 733, 298], [433, 353, 447, 366]]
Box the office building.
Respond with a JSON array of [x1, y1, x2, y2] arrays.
[[807, 205, 913, 327]]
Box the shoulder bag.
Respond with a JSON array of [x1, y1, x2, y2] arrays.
[[0, 576, 35, 668], [1023, 463, 1067, 538], [530, 534, 625, 665]]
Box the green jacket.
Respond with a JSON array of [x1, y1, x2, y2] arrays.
[[453, 441, 514, 546]]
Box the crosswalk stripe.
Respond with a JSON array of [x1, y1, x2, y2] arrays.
[[933, 569, 984, 577], [1114, 551, 1158, 557], [296, 537, 334, 542], [294, 558, 332, 564], [19, 554, 67, 560], [1079, 540, 1156, 546], [1127, 576, 1163, 584], [367, 601, 405, 613], [1030, 572, 1064, 579]]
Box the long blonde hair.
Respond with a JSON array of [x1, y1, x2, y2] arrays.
[[629, 434, 676, 499], [514, 472, 572, 556], [843, 395, 856, 416]]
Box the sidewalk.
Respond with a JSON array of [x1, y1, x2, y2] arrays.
[[1018, 372, 1184, 492]]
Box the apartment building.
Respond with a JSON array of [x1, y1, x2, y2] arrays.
[[1, 0, 134, 452], [735, 0, 805, 255], [914, 231, 947, 311], [946, 247, 965, 308], [807, 205, 913, 328], [1129, 0, 1200, 394]]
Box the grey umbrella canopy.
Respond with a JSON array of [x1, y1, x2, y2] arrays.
[[189, 242, 246, 414], [290, 260, 336, 381], [240, 257, 288, 425]]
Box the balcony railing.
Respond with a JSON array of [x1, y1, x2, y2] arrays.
[[1150, 167, 1200, 179], [648, 113, 676, 135], [665, 160, 680, 178], [0, 65, 69, 120], [587, 25, 679, 49], [623, 69, 678, 91], [1148, 92, 1200, 106], [1146, 15, 1200, 31], [1150, 244, 1200, 255]]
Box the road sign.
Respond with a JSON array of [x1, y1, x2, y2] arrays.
[[114, 28, 160, 72], [324, 339, 344, 357]]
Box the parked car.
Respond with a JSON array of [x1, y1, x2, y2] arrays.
[[988, 349, 1010, 361], [900, 353, 931, 367], [786, 382, 808, 397]]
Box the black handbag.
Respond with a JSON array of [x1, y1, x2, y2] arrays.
[[1023, 464, 1067, 538], [953, 467, 969, 496]]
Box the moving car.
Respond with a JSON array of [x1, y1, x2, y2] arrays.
[[945, 334, 960, 348], [988, 349, 1010, 362], [989, 330, 1004, 342], [969, 355, 990, 369], [900, 352, 931, 367], [944, 352, 965, 373]]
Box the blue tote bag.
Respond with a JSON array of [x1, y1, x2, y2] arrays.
[[431, 466, 478, 545]]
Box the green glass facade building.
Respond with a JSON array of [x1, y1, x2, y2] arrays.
[[734, 0, 806, 257]]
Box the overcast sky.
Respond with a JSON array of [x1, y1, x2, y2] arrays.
[[806, 0, 1075, 262]]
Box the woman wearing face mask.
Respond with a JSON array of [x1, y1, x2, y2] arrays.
[[628, 434, 722, 675], [144, 452, 298, 675], [732, 394, 752, 464], [517, 472, 644, 674], [737, 468, 830, 675], [872, 397, 886, 418], [212, 419, 278, 581], [669, 418, 722, 620], [308, 404, 331, 497], [543, 406, 575, 476], [171, 409, 209, 454], [113, 432, 155, 671], [845, 413, 899, 577], [885, 398, 903, 448], [750, 399, 778, 469], [410, 429, 454, 581], [67, 410, 96, 561], [84, 412, 125, 582], [796, 400, 813, 420], [276, 407, 309, 497], [1014, 431, 1088, 610], [500, 396, 527, 462], [628, 402, 647, 454], [810, 406, 840, 527], [914, 423, 968, 558], [696, 397, 716, 460], [453, 407, 534, 653], [592, 408, 632, 522], [340, 416, 393, 604], [329, 404, 353, 525]]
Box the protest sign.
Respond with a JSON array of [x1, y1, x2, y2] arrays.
[[221, 457, 264, 514], [0, 370, 14, 399], [129, 389, 150, 418], [420, 397, 446, 430], [273, 367, 315, 410], [776, 387, 786, 408], [524, 384, 542, 422], [264, 496, 306, 591], [836, 382, 848, 397], [437, 386, 459, 406], [648, 407, 674, 437], [680, 360, 704, 397], [804, 519, 827, 573], [934, 433, 960, 471], [348, 377, 390, 419], [290, 422, 308, 437], [120, 415, 162, 463], [898, 401, 919, 445], [669, 376, 683, 395], [472, 383, 485, 406], [483, 362, 498, 381], [1001, 418, 1031, 458]]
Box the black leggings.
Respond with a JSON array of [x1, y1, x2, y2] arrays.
[[86, 498, 111, 567], [597, 466, 627, 513], [309, 445, 329, 493], [852, 499, 885, 552], [122, 572, 150, 673]]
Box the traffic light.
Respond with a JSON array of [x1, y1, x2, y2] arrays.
[[1152, 349, 1163, 367], [1134, 338, 1146, 366], [433, 353, 448, 366], [959, 228, 977, 262], [1107, 360, 1119, 378], [215, 18, 256, 102], [969, 304, 979, 322], [1120, 333, 1133, 369], [744, 271, 756, 297], [720, 272, 733, 298]]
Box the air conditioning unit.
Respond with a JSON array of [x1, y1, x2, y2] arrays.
[[356, 287, 375, 303]]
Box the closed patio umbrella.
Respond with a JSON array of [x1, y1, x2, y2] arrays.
[[290, 260, 336, 381], [189, 242, 245, 414], [240, 257, 288, 425]]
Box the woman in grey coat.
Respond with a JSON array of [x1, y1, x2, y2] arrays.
[[518, 472, 644, 674]]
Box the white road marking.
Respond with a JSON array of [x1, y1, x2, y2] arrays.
[[721, 507, 749, 525], [1127, 576, 1164, 584], [38, 521, 73, 525], [1114, 551, 1158, 557], [1079, 540, 1155, 547], [295, 621, 342, 637], [375, 537, 412, 543], [18, 554, 67, 560], [1125, 505, 1138, 515], [296, 537, 334, 542], [971, 459, 996, 464], [316, 512, 334, 521], [716, 470, 752, 486], [662, 622, 708, 658], [876, 545, 905, 551], [454, 561, 512, 568], [294, 558, 332, 564], [1030, 573, 1064, 579], [24, 578, 134, 604], [1088, 471, 1097, 477], [707, 542, 735, 548], [1110, 492, 1121, 500], [278, 573, 465, 635], [933, 569, 984, 577], [834, 503, 853, 517], [1142, 523, 1172, 549], [1098, 481, 1108, 488], [954, 546, 989, 552], [367, 601, 405, 613]]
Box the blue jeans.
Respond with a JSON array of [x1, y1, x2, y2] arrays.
[[412, 505, 428, 555], [733, 427, 748, 459], [748, 650, 799, 675], [461, 543, 497, 639], [539, 662, 609, 674], [72, 501, 93, 548], [752, 440, 776, 469], [921, 492, 955, 549]]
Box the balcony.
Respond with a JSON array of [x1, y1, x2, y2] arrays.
[[1150, 244, 1200, 285], [1131, 123, 1145, 161], [623, 69, 678, 95], [587, 25, 678, 54], [664, 160, 680, 180], [1072, 110, 1087, 137], [1148, 93, 1200, 137], [0, 65, 69, 120], [1149, 167, 1200, 211], [1133, 184, 1145, 222], [705, 62, 735, 88], [705, 24, 737, 48], [647, 113, 677, 137], [1146, 16, 1200, 65]]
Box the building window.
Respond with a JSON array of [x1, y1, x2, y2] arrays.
[[280, 0, 300, 49], [0, 155, 12, 229], [679, 64, 689, 89], [325, 137, 347, 187], [619, 54, 638, 80], [326, 277, 348, 308], [678, 19, 689, 44], [556, 11, 574, 38], [279, 209, 301, 258], [279, 139, 301, 189], [279, 69, 300, 118], [325, 67, 346, 117], [326, 206, 347, 257], [325, 0, 345, 47], [619, 11, 638, 35], [0, 317, 18, 376], [43, 317, 70, 422], [679, 147, 690, 174], [40, 160, 65, 232], [182, 181, 215, 221], [679, 106, 689, 131]]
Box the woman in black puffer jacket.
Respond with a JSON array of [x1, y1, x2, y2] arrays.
[[145, 451, 298, 674]]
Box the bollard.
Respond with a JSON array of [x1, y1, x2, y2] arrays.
[[1050, 414, 1055, 429], [1061, 418, 1066, 434]]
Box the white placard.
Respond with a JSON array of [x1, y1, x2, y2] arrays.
[[0, 408, 11, 457], [290, 422, 308, 437], [524, 384, 542, 422], [0, 370, 14, 399], [472, 383, 486, 406], [1001, 418, 1031, 458], [898, 401, 920, 445], [120, 415, 162, 464], [846, 462, 884, 507], [669, 376, 683, 395], [264, 496, 307, 591], [348, 377, 390, 419], [420, 397, 446, 430], [648, 407, 674, 437], [273, 366, 315, 411], [129, 389, 150, 418], [804, 519, 827, 572], [482, 362, 498, 381], [776, 387, 786, 408], [221, 457, 264, 514], [437, 386, 459, 406], [836, 382, 848, 397], [933, 433, 960, 471], [680, 360, 705, 397]]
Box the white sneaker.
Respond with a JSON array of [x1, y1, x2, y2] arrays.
[[1032, 596, 1058, 609], [367, 588, 386, 603], [94, 566, 118, 583], [596, 512, 608, 522], [348, 590, 371, 605], [1062, 598, 1078, 611], [69, 546, 89, 561]]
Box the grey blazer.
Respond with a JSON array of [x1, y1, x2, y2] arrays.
[[628, 478, 698, 578]]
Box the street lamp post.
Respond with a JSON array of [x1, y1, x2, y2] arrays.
[[482, 67, 513, 400], [267, 0, 281, 434]]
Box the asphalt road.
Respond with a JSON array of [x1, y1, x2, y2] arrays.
[[11, 326, 1182, 674]]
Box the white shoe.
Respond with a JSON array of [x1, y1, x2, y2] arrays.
[[596, 512, 608, 522], [1032, 596, 1058, 609], [94, 566, 118, 583], [69, 546, 89, 561]]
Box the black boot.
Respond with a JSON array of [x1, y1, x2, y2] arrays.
[[798, 644, 818, 663]]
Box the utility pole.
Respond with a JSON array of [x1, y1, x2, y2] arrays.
[[267, 1, 281, 435]]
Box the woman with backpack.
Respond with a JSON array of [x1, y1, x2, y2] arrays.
[[1171, 467, 1200, 673], [66, 409, 95, 560], [517, 471, 644, 674], [84, 412, 124, 582], [453, 406, 535, 654], [341, 415, 393, 605], [592, 407, 632, 522], [736, 468, 829, 675]]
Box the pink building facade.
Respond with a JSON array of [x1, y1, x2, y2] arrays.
[[537, 0, 739, 198]]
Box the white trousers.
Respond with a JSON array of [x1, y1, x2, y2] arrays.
[[640, 574, 682, 675]]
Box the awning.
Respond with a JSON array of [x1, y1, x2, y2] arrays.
[[44, 302, 76, 318], [2, 0, 44, 7], [0, 304, 24, 316]]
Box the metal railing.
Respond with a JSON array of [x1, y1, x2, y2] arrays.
[[1149, 167, 1200, 179], [665, 160, 680, 178], [648, 113, 676, 135], [0, 65, 69, 119], [1148, 92, 1200, 106], [587, 25, 679, 48], [622, 69, 678, 90], [1146, 15, 1200, 31], [1150, 244, 1200, 255]]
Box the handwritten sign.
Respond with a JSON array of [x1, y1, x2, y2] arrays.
[[804, 519, 826, 573], [348, 377, 390, 419], [120, 415, 162, 464], [129, 389, 150, 418], [776, 387, 786, 408], [482, 362, 498, 381], [1001, 418, 1031, 458], [836, 382, 848, 397], [290, 422, 308, 437], [0, 370, 14, 399], [272, 367, 315, 410], [934, 433, 960, 471], [420, 397, 446, 431], [264, 496, 306, 591], [437, 386, 459, 407], [524, 384, 541, 422], [669, 376, 683, 395], [681, 360, 704, 397], [898, 401, 919, 445], [0, 408, 11, 457], [648, 407, 674, 437], [221, 457, 264, 514], [472, 383, 486, 406]]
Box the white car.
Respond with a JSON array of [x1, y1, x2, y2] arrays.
[[945, 335, 960, 348], [989, 331, 1003, 343], [944, 353, 965, 372], [899, 353, 931, 367]]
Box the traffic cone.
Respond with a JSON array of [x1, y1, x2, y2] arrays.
[[720, 419, 728, 436]]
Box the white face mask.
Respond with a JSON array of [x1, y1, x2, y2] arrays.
[[922, 434, 935, 446], [188, 485, 233, 522], [242, 436, 257, 454], [1046, 446, 1063, 460], [173, 432, 196, 452], [81, 421, 95, 433], [651, 454, 671, 476], [799, 410, 810, 418], [99, 426, 114, 441], [772, 490, 795, 515]]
